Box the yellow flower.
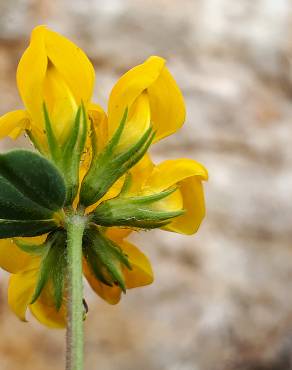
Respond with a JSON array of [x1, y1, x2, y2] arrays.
[[128, 155, 208, 235], [0, 25, 95, 150], [107, 55, 185, 151], [0, 25, 207, 328]]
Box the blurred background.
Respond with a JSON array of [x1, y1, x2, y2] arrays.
[[0, 0, 292, 369]]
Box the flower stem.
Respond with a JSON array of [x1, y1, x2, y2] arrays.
[[66, 213, 87, 370]]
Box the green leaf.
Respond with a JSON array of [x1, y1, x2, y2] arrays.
[[0, 219, 57, 238], [0, 149, 66, 238], [0, 149, 66, 211]]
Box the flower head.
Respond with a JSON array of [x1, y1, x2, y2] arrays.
[[0, 25, 207, 328]]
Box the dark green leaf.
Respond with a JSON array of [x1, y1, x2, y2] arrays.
[[0, 149, 66, 238], [0, 219, 57, 238], [0, 149, 66, 211]]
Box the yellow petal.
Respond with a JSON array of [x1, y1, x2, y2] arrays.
[[17, 25, 48, 129], [167, 176, 206, 234], [145, 158, 208, 191], [83, 259, 122, 305], [147, 65, 185, 142], [0, 110, 30, 139], [105, 227, 132, 241], [128, 153, 154, 195], [85, 175, 125, 214], [30, 286, 66, 329], [44, 26, 95, 104], [120, 241, 154, 289], [0, 236, 45, 273], [116, 92, 151, 152], [8, 266, 39, 321], [43, 61, 78, 141], [88, 103, 108, 154], [17, 25, 95, 145], [144, 159, 208, 234], [108, 56, 164, 139], [8, 258, 66, 327], [108, 55, 185, 144]]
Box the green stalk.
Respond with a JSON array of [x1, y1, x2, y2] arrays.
[[66, 213, 87, 370]]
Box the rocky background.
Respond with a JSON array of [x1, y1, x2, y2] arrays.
[[0, 0, 292, 369]]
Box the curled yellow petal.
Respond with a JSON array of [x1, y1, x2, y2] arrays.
[[108, 56, 164, 137], [0, 236, 45, 273], [8, 267, 39, 321], [147, 64, 186, 142], [108, 56, 185, 146], [144, 159, 208, 235], [120, 241, 154, 289], [30, 287, 66, 329], [17, 26, 48, 131], [168, 176, 206, 234], [0, 110, 30, 139], [145, 158, 208, 191], [44, 26, 95, 104]]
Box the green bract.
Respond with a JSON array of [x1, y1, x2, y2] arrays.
[[0, 150, 66, 238]]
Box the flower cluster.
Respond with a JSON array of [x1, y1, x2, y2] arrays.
[[0, 26, 208, 328]]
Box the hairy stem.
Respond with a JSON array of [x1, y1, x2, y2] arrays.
[[66, 213, 86, 370]]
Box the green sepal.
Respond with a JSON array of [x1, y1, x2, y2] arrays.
[[83, 226, 132, 292], [80, 109, 155, 207], [14, 238, 49, 256], [0, 149, 66, 238], [91, 187, 185, 229], [62, 105, 87, 204], [83, 244, 113, 286], [51, 233, 67, 311], [43, 103, 87, 205], [43, 103, 60, 162], [30, 230, 66, 310]]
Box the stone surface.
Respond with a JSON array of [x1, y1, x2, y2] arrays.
[[0, 1, 292, 369]]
